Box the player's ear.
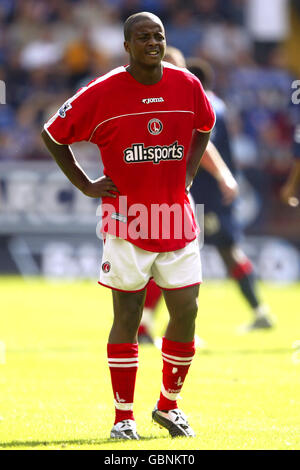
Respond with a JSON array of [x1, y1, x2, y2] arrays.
[[124, 41, 130, 54]]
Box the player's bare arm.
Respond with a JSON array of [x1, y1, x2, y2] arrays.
[[41, 129, 119, 198], [185, 129, 211, 193], [201, 140, 239, 205], [280, 159, 300, 207]]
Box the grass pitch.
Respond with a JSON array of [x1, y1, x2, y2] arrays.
[[0, 276, 299, 450]]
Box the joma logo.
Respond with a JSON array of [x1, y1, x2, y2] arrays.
[[142, 97, 164, 104]]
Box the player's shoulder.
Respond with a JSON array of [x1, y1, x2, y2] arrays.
[[65, 66, 127, 109], [84, 66, 127, 93], [163, 61, 199, 85], [73, 66, 127, 104]]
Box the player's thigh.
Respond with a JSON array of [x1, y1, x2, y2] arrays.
[[112, 288, 146, 322], [163, 284, 200, 321], [218, 244, 247, 271], [109, 289, 146, 343]]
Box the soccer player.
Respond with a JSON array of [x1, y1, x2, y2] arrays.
[[138, 48, 273, 344], [187, 57, 273, 331], [41, 12, 215, 439]]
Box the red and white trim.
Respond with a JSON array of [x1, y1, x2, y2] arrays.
[[161, 383, 181, 401], [44, 66, 127, 141], [89, 109, 195, 141], [162, 352, 194, 367], [114, 400, 134, 411], [98, 280, 151, 293], [157, 281, 202, 291], [108, 357, 139, 368]]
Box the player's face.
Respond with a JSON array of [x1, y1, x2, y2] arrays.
[[125, 19, 166, 68]]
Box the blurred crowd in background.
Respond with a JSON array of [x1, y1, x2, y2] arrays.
[[0, 0, 299, 192]]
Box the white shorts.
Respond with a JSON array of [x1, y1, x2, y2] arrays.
[[99, 235, 202, 292]]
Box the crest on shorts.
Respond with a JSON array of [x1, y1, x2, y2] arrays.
[[58, 100, 72, 118], [148, 118, 163, 135], [102, 261, 111, 273]]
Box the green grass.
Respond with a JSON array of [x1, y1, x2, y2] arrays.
[[0, 276, 299, 450]]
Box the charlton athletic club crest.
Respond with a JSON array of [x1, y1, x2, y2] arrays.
[[148, 118, 163, 135], [102, 261, 111, 273]]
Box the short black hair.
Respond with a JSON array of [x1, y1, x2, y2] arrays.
[[186, 58, 214, 90], [124, 12, 163, 41]]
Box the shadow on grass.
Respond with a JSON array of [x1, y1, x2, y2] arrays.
[[0, 435, 166, 449]]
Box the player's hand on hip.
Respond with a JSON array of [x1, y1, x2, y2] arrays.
[[280, 182, 299, 207], [82, 176, 120, 198], [218, 173, 239, 205]]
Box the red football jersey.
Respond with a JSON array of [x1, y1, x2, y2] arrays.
[[44, 62, 215, 252]]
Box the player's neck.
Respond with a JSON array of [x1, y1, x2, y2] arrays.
[[126, 63, 163, 85]]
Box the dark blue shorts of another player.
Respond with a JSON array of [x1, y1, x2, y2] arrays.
[[191, 171, 241, 248]]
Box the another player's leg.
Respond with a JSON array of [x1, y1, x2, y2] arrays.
[[218, 245, 273, 330], [108, 289, 145, 440], [152, 285, 199, 437], [138, 279, 162, 344]]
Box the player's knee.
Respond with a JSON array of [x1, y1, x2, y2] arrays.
[[175, 298, 198, 325], [186, 299, 198, 322]]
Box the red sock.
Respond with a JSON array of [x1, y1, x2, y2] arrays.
[[158, 337, 195, 411], [107, 343, 138, 424], [230, 258, 253, 280], [144, 279, 162, 310], [137, 324, 148, 336]]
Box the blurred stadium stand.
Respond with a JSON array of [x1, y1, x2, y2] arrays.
[[0, 0, 299, 282]]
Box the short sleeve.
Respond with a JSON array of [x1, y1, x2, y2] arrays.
[[193, 77, 216, 133], [44, 83, 99, 145]]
